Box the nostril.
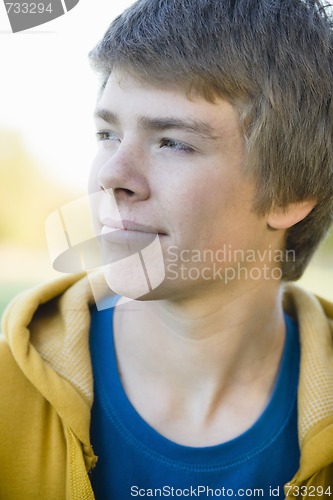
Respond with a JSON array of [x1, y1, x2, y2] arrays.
[[115, 188, 135, 197], [99, 185, 134, 196]]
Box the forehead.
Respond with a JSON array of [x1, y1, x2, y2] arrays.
[[96, 71, 243, 140]]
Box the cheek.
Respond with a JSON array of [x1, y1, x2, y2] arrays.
[[170, 176, 257, 249], [176, 176, 235, 220], [165, 182, 225, 244]]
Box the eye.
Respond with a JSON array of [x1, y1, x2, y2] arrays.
[[160, 138, 195, 153], [96, 130, 120, 142]]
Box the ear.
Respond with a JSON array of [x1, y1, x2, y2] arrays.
[[267, 200, 316, 230]]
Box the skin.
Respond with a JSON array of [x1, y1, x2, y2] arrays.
[[88, 70, 309, 446]]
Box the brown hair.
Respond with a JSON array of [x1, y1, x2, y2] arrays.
[[89, 0, 333, 280]]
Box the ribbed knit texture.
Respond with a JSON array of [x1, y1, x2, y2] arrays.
[[285, 289, 333, 442]]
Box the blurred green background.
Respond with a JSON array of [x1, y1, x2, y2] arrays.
[[0, 129, 83, 318], [0, 128, 332, 320]]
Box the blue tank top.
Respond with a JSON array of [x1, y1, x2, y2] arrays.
[[89, 298, 300, 499]]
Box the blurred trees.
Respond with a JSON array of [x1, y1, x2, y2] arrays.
[[0, 129, 81, 248], [0, 129, 83, 316]]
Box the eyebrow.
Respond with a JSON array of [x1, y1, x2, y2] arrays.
[[94, 108, 220, 141]]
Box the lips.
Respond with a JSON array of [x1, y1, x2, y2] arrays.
[[100, 218, 166, 235], [98, 219, 167, 258]]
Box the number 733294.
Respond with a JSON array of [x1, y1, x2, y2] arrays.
[[5, 3, 53, 14], [285, 485, 332, 497]]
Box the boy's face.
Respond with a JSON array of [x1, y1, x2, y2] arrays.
[[89, 70, 277, 300]]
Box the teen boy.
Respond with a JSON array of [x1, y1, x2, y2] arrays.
[[1, 0, 333, 498]]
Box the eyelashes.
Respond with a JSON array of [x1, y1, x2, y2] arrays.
[[96, 131, 196, 155], [159, 138, 195, 154], [96, 130, 120, 142]]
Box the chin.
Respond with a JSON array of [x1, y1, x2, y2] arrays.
[[100, 249, 166, 300]]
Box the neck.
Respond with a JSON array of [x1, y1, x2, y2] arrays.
[[113, 280, 286, 445], [117, 280, 284, 364]]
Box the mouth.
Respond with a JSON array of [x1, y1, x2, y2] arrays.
[[99, 218, 167, 248], [100, 218, 167, 236]]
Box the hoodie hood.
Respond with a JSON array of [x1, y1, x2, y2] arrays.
[[2, 273, 95, 462], [283, 285, 333, 485]]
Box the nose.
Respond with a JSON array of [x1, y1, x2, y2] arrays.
[[94, 141, 150, 204]]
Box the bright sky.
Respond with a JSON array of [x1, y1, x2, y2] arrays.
[[0, 0, 134, 190]]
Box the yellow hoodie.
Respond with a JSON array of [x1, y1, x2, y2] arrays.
[[0, 273, 333, 499]]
